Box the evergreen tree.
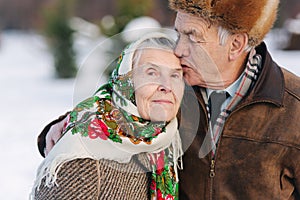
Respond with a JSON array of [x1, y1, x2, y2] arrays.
[[44, 0, 77, 78]]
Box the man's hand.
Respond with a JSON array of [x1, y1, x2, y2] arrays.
[[44, 116, 68, 156]]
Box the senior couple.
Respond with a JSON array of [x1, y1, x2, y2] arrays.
[[32, 0, 300, 199]]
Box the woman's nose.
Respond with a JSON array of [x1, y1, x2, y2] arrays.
[[157, 77, 172, 93], [158, 84, 172, 93]]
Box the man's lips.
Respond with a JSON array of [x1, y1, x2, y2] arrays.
[[182, 64, 193, 75], [181, 62, 193, 71], [181, 64, 190, 69]]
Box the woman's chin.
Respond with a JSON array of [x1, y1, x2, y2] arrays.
[[148, 105, 175, 122]]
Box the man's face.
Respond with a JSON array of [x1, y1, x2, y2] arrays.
[[174, 12, 230, 89]]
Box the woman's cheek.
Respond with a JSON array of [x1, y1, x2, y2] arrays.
[[136, 97, 150, 120]]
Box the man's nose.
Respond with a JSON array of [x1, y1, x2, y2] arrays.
[[174, 38, 189, 58]]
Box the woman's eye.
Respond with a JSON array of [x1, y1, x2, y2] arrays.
[[171, 74, 179, 78], [148, 71, 156, 76], [146, 68, 158, 77], [171, 73, 182, 79]]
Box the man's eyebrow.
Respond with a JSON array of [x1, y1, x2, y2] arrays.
[[174, 27, 191, 35]]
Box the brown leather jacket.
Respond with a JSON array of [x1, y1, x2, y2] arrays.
[[178, 42, 300, 200]]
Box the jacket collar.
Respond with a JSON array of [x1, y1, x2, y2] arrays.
[[243, 42, 284, 107], [193, 42, 285, 109]]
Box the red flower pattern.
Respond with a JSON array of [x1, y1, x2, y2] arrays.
[[154, 127, 162, 136], [156, 151, 165, 175], [150, 179, 156, 191], [157, 189, 164, 200], [165, 194, 174, 200], [88, 118, 109, 140]]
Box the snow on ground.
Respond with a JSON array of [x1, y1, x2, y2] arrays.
[[0, 30, 299, 199]]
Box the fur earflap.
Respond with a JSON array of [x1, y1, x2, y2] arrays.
[[169, 0, 279, 47]]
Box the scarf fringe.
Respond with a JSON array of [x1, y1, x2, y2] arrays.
[[172, 130, 183, 182]]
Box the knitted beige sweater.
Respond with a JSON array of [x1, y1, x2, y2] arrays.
[[34, 154, 151, 200]]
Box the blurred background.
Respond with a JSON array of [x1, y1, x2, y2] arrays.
[[0, 0, 299, 199]]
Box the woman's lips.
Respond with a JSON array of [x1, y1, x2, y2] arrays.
[[152, 100, 173, 104]]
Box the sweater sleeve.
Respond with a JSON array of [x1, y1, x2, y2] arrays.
[[37, 112, 70, 157]]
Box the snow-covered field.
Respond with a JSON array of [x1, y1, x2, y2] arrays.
[[0, 30, 299, 199]]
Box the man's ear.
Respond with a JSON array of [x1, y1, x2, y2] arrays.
[[229, 33, 248, 61]]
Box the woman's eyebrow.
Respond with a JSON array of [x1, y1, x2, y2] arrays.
[[172, 68, 183, 72], [141, 63, 159, 68], [140, 63, 183, 73]]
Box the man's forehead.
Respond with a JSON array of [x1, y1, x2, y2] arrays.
[[175, 11, 208, 29], [174, 12, 188, 26]]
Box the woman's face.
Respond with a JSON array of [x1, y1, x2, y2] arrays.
[[133, 48, 184, 122]]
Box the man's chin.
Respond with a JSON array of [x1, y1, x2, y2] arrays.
[[184, 73, 227, 89], [183, 79, 219, 89], [183, 74, 204, 87]]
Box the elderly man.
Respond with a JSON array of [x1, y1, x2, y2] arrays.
[[37, 0, 300, 199], [169, 0, 300, 199]]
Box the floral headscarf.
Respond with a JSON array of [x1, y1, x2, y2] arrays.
[[32, 32, 183, 200]]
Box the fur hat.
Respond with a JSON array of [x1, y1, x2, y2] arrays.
[[169, 0, 279, 47]]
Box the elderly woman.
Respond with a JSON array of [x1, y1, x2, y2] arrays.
[[31, 32, 185, 200]]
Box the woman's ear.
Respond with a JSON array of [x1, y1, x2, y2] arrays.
[[229, 33, 248, 61]]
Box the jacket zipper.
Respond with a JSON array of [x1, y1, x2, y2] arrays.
[[198, 98, 215, 199], [209, 139, 221, 200], [210, 158, 216, 178], [198, 94, 215, 200], [209, 157, 215, 200]]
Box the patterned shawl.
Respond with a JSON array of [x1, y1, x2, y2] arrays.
[[31, 33, 183, 200]]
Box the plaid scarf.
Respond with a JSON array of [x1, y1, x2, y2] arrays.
[[199, 49, 262, 157]]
